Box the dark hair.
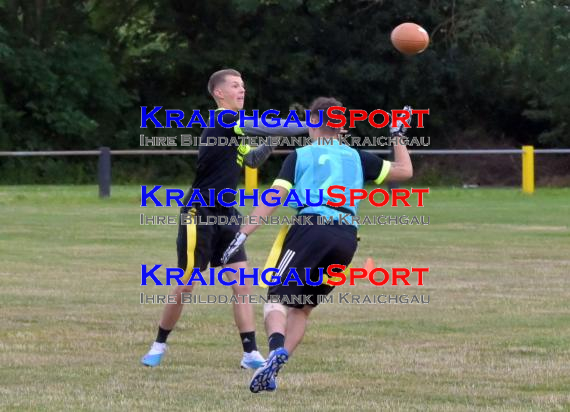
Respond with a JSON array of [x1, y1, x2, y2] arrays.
[[309, 96, 343, 131], [208, 69, 241, 96]]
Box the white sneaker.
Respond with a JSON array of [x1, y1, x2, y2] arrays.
[[240, 350, 265, 369], [141, 342, 167, 367]]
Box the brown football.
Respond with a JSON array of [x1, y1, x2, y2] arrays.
[[391, 23, 430, 55]]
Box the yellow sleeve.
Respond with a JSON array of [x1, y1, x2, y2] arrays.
[[272, 179, 292, 191], [373, 160, 391, 185]]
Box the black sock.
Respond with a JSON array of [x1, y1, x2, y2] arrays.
[[156, 326, 171, 344], [240, 331, 257, 353], [268, 333, 285, 351]]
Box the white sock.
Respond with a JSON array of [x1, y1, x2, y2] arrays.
[[148, 342, 166, 355]]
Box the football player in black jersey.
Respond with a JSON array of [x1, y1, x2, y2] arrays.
[[141, 69, 307, 369]]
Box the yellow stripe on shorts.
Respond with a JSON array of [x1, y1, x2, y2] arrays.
[[260, 224, 349, 287], [325, 264, 351, 286], [181, 219, 197, 284], [261, 225, 290, 288]]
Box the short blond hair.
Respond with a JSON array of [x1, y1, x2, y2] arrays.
[[207, 69, 241, 96]]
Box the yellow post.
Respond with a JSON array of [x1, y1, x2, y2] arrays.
[[245, 166, 258, 195], [522, 145, 535, 194]]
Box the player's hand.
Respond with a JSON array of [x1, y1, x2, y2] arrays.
[[390, 105, 413, 137], [221, 232, 248, 265]]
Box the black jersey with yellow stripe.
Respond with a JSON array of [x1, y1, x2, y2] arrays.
[[189, 108, 309, 206], [190, 110, 248, 205]]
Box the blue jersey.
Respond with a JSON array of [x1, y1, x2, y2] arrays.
[[273, 140, 391, 225]]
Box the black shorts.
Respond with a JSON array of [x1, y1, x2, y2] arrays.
[[268, 219, 358, 308], [176, 205, 247, 272]]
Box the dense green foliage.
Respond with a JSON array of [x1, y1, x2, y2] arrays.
[[0, 0, 568, 183]]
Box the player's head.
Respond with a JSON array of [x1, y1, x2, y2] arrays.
[[308, 96, 343, 140], [208, 69, 245, 111]]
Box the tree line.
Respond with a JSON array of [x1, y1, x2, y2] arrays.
[[1, 0, 568, 184]]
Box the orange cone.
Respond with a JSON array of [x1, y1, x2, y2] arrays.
[[363, 257, 375, 272]]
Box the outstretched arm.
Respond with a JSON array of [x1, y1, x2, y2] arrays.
[[240, 120, 308, 137], [242, 144, 274, 168], [386, 105, 413, 181], [235, 120, 308, 168], [359, 105, 414, 184], [221, 185, 289, 265], [386, 138, 413, 181], [221, 152, 296, 264], [241, 185, 289, 236]]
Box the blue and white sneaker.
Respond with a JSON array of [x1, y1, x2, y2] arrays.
[[240, 350, 265, 369], [141, 342, 167, 367], [249, 347, 288, 393]]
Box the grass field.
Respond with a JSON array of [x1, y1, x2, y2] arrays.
[[1, 185, 569, 411]]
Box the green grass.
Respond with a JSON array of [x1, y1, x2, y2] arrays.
[[1, 185, 569, 411]]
